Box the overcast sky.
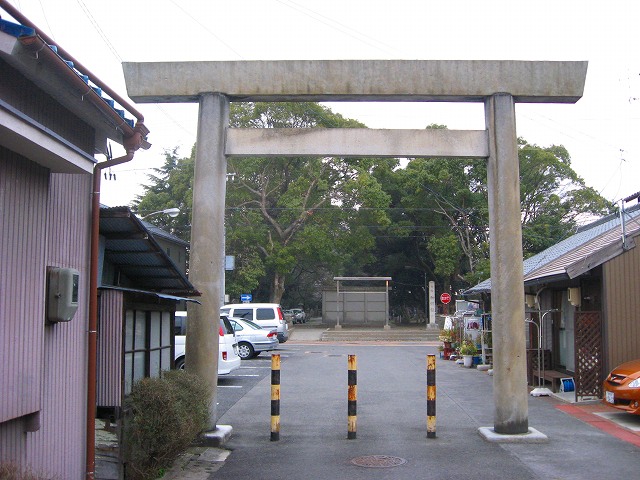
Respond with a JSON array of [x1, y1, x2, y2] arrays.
[[7, 0, 640, 209]]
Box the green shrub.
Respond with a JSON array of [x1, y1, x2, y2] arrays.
[[123, 370, 211, 480]]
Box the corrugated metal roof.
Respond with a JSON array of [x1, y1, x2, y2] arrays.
[[98, 286, 200, 304], [100, 206, 198, 296], [465, 204, 640, 294], [143, 221, 189, 247]]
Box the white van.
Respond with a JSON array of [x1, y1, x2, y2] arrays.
[[220, 303, 289, 343], [174, 311, 241, 375]]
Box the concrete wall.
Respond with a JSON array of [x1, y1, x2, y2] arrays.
[[323, 288, 388, 324]]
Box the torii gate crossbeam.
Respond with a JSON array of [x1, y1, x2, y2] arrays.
[[123, 60, 587, 441]]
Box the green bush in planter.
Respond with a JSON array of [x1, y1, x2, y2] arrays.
[[459, 339, 477, 356], [123, 370, 211, 480]]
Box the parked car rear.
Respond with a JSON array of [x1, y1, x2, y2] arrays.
[[227, 317, 279, 359], [220, 303, 289, 342], [174, 312, 241, 375], [290, 308, 306, 324]]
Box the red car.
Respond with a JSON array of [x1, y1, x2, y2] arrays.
[[603, 359, 640, 414]]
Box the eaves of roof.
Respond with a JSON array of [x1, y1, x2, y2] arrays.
[[99, 286, 200, 304], [465, 204, 640, 295], [143, 221, 189, 248], [0, 6, 148, 154], [100, 206, 198, 296]]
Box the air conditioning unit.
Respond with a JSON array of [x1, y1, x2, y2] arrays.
[[568, 287, 581, 307]]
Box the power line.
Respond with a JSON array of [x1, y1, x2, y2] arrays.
[[75, 0, 121, 61], [272, 0, 399, 56], [168, 0, 245, 60]]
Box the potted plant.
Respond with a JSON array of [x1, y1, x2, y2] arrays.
[[439, 329, 457, 360], [438, 329, 456, 347], [459, 339, 477, 368]]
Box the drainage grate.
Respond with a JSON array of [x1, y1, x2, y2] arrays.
[[351, 455, 407, 468]]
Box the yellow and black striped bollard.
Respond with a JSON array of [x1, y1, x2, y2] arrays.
[[271, 353, 281, 441], [427, 354, 436, 438], [348, 354, 357, 439]]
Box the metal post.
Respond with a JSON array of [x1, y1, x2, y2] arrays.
[[335, 280, 342, 329], [384, 279, 390, 329], [271, 354, 281, 441], [348, 355, 357, 439], [427, 354, 436, 438]]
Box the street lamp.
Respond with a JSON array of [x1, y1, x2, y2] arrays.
[[140, 207, 180, 219]]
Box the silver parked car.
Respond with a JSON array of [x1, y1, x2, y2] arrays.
[[227, 317, 279, 359], [290, 308, 306, 324]]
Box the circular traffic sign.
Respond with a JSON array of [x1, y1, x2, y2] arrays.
[[440, 292, 451, 304]]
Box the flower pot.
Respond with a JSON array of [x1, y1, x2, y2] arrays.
[[463, 355, 474, 368]]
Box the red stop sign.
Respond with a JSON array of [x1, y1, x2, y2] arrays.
[[440, 293, 451, 304]]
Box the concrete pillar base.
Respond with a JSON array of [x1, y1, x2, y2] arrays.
[[334, 324, 342, 329], [478, 426, 548, 443], [198, 425, 233, 447], [383, 324, 391, 330]]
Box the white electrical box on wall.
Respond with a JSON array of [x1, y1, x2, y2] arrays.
[[568, 287, 581, 307], [47, 267, 80, 322]]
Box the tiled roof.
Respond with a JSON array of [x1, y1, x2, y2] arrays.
[[465, 203, 640, 294]]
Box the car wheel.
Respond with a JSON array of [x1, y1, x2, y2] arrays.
[[175, 357, 185, 370], [237, 342, 255, 360]]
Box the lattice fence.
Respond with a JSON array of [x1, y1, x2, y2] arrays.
[[575, 311, 603, 399]]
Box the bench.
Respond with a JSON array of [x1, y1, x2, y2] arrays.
[[532, 370, 566, 393]]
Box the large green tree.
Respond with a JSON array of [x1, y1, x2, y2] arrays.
[[226, 102, 390, 303], [132, 146, 194, 242], [368, 131, 615, 310], [133, 102, 390, 306]]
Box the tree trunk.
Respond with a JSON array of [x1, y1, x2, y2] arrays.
[[270, 271, 286, 304]]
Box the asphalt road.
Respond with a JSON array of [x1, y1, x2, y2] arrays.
[[216, 353, 275, 418], [208, 341, 640, 480]]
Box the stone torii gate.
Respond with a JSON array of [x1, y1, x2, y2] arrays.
[[123, 60, 587, 440]]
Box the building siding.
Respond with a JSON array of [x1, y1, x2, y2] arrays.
[[0, 149, 48, 423], [603, 233, 640, 373], [0, 150, 92, 478], [97, 289, 124, 408]]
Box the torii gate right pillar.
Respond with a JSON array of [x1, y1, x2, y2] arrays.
[[485, 93, 528, 434]]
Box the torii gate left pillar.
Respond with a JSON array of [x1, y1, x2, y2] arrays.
[[123, 59, 587, 440]]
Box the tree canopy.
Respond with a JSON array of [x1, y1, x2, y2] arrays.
[[132, 107, 615, 312]]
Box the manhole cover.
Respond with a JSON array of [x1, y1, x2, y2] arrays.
[[351, 455, 407, 468]]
